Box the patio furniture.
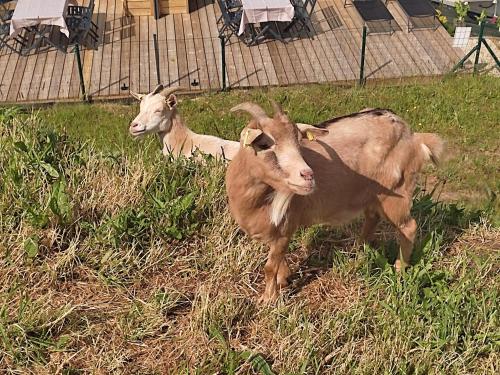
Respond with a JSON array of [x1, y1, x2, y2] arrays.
[[10, 0, 77, 39], [392, 0, 438, 32], [0, 1, 31, 53], [345, 0, 395, 34], [66, 0, 98, 49], [284, 0, 317, 33], [238, 0, 295, 44], [217, 0, 243, 40]]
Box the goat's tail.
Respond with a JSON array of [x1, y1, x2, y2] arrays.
[[414, 133, 445, 166]]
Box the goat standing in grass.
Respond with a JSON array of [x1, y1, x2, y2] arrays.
[[129, 85, 240, 160], [226, 102, 445, 302]]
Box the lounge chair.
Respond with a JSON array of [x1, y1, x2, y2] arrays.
[[345, 0, 395, 34], [391, 0, 438, 32]]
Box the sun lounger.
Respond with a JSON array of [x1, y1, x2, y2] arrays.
[[345, 0, 395, 34], [393, 0, 438, 32]]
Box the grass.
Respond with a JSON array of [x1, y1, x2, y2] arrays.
[[0, 76, 499, 374]]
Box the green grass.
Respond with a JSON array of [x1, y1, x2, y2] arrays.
[[0, 76, 499, 374]]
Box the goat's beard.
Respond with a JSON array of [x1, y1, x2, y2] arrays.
[[267, 190, 294, 227]]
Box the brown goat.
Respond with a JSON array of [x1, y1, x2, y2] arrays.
[[226, 103, 445, 302]]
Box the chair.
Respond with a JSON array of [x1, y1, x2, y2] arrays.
[[345, 0, 395, 34], [217, 0, 243, 40], [392, 0, 438, 32], [285, 0, 317, 33], [0, 1, 30, 54], [66, 0, 99, 49]]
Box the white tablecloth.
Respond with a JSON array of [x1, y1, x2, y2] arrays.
[[238, 0, 295, 35], [10, 0, 77, 38]]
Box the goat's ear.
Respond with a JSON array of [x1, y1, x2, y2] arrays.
[[165, 94, 177, 109], [296, 123, 329, 141], [240, 128, 263, 147], [130, 91, 145, 101]]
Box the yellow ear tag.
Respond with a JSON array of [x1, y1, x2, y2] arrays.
[[306, 131, 315, 141], [243, 129, 250, 147]]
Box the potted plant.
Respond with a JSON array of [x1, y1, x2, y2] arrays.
[[453, 1, 472, 48]]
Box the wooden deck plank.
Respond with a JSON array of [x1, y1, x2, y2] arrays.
[[138, 16, 151, 93], [182, 12, 202, 91], [267, 41, 289, 85], [110, 0, 124, 96], [307, 9, 342, 82], [7, 56, 28, 102], [173, 14, 190, 90], [99, 0, 115, 96], [0, 52, 12, 100], [117, 10, 131, 96], [328, 0, 378, 78], [156, 16, 170, 86], [17, 52, 39, 101], [290, 23, 328, 83], [58, 50, 75, 99], [319, 2, 358, 80], [336, 0, 389, 80], [128, 16, 140, 93], [38, 50, 58, 100], [0, 53, 18, 101], [256, 41, 279, 86], [29, 51, 48, 101], [315, 2, 351, 81], [89, 0, 108, 95], [164, 14, 179, 87], [149, 16, 159, 89], [189, 4, 211, 90], [196, 0, 220, 89]]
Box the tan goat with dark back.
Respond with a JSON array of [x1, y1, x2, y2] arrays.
[[226, 102, 445, 302]]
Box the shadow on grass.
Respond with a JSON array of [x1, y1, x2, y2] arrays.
[[286, 182, 495, 295]]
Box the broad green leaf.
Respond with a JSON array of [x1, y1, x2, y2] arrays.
[[24, 237, 39, 258], [39, 162, 60, 178]]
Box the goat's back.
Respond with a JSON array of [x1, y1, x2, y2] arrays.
[[289, 110, 440, 227]]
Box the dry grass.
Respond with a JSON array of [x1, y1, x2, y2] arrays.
[[1, 78, 499, 374]]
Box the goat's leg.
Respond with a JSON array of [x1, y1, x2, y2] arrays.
[[261, 237, 289, 303], [378, 197, 416, 272], [361, 208, 380, 244], [277, 258, 291, 288], [395, 217, 417, 271]]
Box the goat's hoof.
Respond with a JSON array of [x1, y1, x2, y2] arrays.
[[394, 260, 409, 273], [258, 292, 278, 305]]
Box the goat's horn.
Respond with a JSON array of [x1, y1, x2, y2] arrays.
[[159, 86, 183, 97], [230, 102, 269, 120]]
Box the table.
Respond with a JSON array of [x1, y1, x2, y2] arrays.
[[238, 0, 295, 36], [10, 0, 77, 38]]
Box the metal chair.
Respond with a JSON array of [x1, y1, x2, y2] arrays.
[[285, 0, 317, 33], [66, 0, 99, 49], [217, 0, 243, 40], [0, 1, 31, 54]]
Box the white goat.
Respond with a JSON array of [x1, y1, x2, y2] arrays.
[[129, 85, 240, 160], [226, 102, 445, 302]]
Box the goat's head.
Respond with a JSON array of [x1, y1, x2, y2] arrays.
[[231, 102, 328, 196], [129, 85, 181, 137]]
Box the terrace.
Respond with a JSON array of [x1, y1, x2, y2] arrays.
[[0, 0, 469, 103]]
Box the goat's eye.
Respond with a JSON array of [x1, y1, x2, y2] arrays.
[[155, 109, 163, 113]]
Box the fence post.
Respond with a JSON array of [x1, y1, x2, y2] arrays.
[[153, 33, 161, 85], [219, 35, 227, 91], [473, 21, 485, 75], [74, 44, 87, 101], [359, 25, 367, 86]]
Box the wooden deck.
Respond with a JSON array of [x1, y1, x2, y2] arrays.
[[0, 0, 466, 104]]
